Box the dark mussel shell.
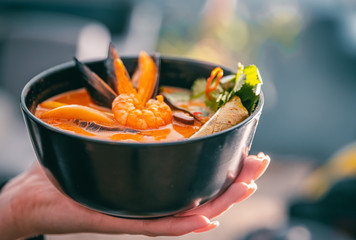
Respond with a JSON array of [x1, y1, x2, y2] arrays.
[[150, 53, 161, 100], [105, 43, 131, 94], [75, 58, 117, 108], [131, 52, 161, 100]]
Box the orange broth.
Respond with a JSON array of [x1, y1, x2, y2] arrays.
[[35, 88, 207, 143]]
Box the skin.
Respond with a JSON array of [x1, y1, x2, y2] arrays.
[[0, 153, 270, 240]]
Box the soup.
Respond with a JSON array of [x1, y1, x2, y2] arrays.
[[35, 45, 262, 143], [35, 86, 211, 142]]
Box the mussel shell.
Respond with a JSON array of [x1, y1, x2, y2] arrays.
[[75, 58, 117, 108], [130, 52, 161, 100], [105, 43, 119, 93], [151, 53, 161, 99], [105, 46, 161, 102], [105, 43, 131, 94]]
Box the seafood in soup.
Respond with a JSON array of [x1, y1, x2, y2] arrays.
[[35, 45, 262, 143]]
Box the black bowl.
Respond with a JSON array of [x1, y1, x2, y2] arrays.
[[21, 56, 264, 218]]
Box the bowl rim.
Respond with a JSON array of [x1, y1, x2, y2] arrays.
[[20, 55, 264, 146]]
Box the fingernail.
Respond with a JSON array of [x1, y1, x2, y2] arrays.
[[244, 181, 257, 198], [254, 156, 270, 180], [194, 221, 220, 233], [257, 152, 265, 159], [248, 181, 257, 192]]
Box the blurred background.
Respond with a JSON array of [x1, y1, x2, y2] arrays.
[[1, 0, 356, 239]]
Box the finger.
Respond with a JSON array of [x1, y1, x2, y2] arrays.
[[254, 152, 270, 180], [177, 181, 256, 219], [139, 215, 216, 236], [86, 213, 214, 236], [175, 153, 268, 219], [236, 153, 270, 183], [194, 220, 220, 233]]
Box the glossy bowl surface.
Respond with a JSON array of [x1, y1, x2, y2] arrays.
[[21, 56, 264, 218]]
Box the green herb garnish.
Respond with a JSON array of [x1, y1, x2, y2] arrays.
[[190, 63, 263, 114]]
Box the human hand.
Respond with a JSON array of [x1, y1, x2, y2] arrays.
[[0, 153, 270, 239]]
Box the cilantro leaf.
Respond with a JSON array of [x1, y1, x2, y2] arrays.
[[237, 65, 263, 114]]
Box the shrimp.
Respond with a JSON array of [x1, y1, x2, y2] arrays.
[[111, 51, 173, 130], [112, 94, 172, 130]]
